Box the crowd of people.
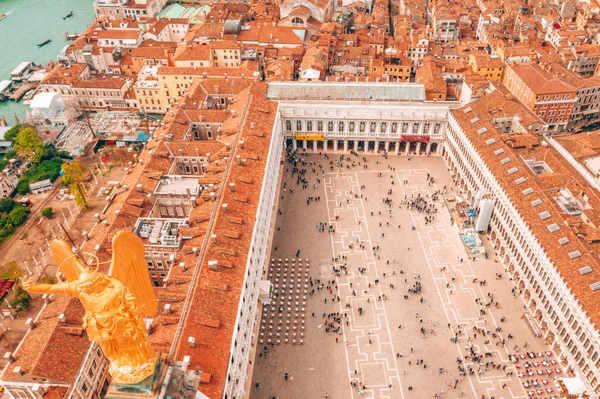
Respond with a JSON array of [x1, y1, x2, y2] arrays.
[[254, 149, 544, 399]]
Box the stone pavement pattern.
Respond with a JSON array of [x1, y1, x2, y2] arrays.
[[250, 154, 554, 399]]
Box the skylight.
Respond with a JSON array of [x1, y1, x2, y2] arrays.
[[547, 223, 560, 233]]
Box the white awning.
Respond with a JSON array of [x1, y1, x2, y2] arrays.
[[561, 377, 587, 394]]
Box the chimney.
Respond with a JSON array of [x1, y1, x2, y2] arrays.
[[222, 203, 228, 213], [179, 262, 186, 272], [164, 304, 172, 314], [182, 355, 191, 372], [4, 352, 15, 364], [229, 183, 235, 192], [58, 314, 66, 323], [13, 366, 22, 376], [188, 336, 196, 348], [136, 184, 143, 193], [211, 234, 217, 244], [25, 318, 35, 330], [239, 140, 245, 149]]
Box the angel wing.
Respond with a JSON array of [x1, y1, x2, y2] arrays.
[[50, 240, 86, 282], [108, 231, 158, 316]]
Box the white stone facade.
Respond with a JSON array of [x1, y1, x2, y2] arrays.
[[445, 113, 600, 398], [223, 110, 284, 399], [278, 100, 451, 155]]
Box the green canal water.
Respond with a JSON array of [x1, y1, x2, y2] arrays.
[[0, 0, 95, 123]]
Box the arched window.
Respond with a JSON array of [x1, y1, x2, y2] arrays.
[[291, 17, 303, 25]]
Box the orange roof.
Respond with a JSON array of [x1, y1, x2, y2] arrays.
[[452, 90, 600, 333], [41, 63, 88, 86], [172, 84, 277, 398], [175, 44, 212, 61], [72, 77, 127, 89], [509, 63, 577, 95], [211, 40, 242, 50], [96, 29, 141, 40]]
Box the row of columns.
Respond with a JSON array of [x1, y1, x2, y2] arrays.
[[290, 139, 443, 155]]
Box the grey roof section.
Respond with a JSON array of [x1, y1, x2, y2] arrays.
[[29, 179, 52, 190], [266, 82, 426, 101]]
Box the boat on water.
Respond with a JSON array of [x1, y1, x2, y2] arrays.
[[37, 39, 52, 47], [0, 13, 7, 21], [63, 11, 73, 20]]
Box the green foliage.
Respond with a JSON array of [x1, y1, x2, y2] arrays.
[[71, 183, 88, 208], [57, 150, 72, 159], [0, 198, 18, 214], [0, 261, 22, 280], [61, 160, 83, 186], [17, 157, 63, 195], [62, 160, 88, 208], [41, 207, 53, 217], [0, 200, 28, 240], [3, 125, 21, 142], [13, 128, 44, 163], [8, 206, 29, 226], [0, 150, 18, 171], [38, 276, 55, 284], [10, 286, 31, 311]]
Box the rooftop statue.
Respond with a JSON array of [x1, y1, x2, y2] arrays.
[[22, 231, 158, 384]]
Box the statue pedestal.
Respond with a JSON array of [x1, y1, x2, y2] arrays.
[[105, 355, 169, 399]]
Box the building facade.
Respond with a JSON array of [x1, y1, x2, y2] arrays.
[[444, 91, 600, 398]]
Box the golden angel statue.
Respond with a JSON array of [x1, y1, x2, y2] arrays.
[[22, 231, 158, 384]]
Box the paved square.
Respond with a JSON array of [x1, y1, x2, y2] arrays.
[[250, 153, 554, 399]]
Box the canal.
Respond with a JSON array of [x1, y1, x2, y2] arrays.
[[0, 0, 94, 122]]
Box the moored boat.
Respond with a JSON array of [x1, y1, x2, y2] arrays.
[[37, 39, 52, 47]]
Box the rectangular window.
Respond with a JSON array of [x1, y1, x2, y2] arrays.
[[392, 122, 398, 133], [307, 120, 313, 131], [328, 121, 334, 132], [381, 122, 387, 132], [370, 122, 376, 133], [359, 121, 366, 132], [349, 121, 355, 131], [317, 121, 323, 131], [339, 121, 344, 132], [296, 120, 302, 130]]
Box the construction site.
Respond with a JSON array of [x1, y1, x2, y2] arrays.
[[0, 112, 159, 366], [55, 111, 148, 155]]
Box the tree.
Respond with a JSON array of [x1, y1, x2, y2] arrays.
[[62, 160, 88, 208], [3, 125, 21, 142], [41, 207, 53, 217], [13, 128, 44, 163], [8, 206, 30, 227], [0, 198, 17, 214], [10, 286, 31, 311]]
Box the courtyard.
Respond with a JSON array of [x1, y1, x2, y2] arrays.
[[250, 152, 557, 399]]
